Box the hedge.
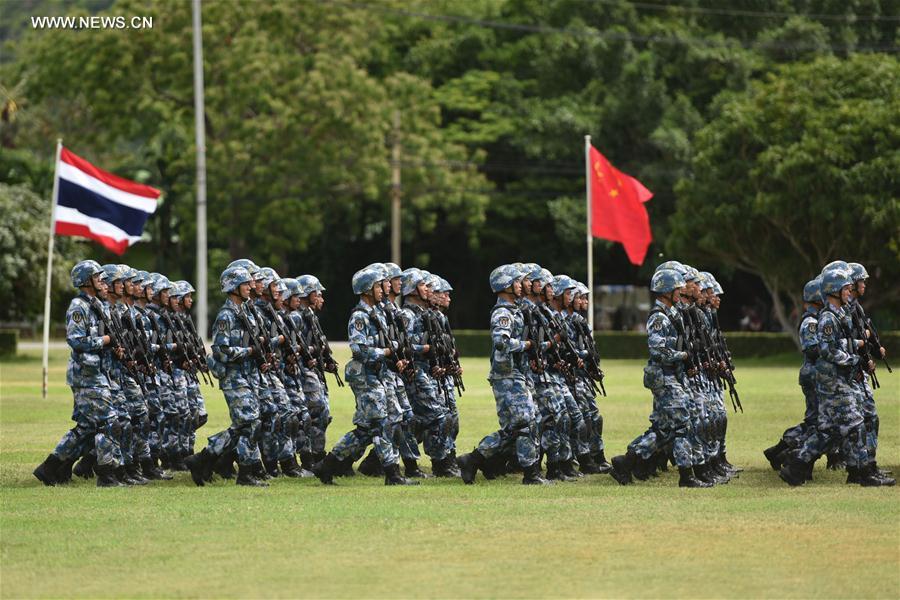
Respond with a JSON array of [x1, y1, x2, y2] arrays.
[[0, 330, 17, 358], [453, 329, 900, 360]]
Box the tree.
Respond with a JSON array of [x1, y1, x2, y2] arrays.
[[669, 54, 900, 340]]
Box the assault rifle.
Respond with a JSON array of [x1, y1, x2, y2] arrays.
[[520, 303, 550, 383], [89, 298, 150, 394], [305, 309, 343, 388], [119, 306, 157, 384], [571, 316, 606, 396], [540, 304, 596, 395], [851, 302, 891, 376], [708, 309, 742, 413], [423, 308, 464, 396], [847, 303, 882, 389], [178, 311, 215, 383], [236, 303, 278, 376], [381, 305, 415, 383]]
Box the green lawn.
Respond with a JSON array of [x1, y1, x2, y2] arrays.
[[1, 348, 898, 599]]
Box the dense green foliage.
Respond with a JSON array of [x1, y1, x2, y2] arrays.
[[2, 348, 898, 597], [1, 0, 897, 333]]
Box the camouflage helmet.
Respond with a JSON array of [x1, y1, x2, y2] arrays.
[[650, 268, 686, 294], [848, 262, 869, 282], [821, 260, 850, 275], [712, 280, 724, 295], [521, 263, 541, 280], [169, 281, 190, 298], [574, 283, 589, 297], [551, 274, 577, 297], [401, 268, 427, 297], [100, 263, 125, 284], [296, 274, 324, 297], [365, 263, 388, 279], [384, 262, 402, 279], [282, 277, 300, 299], [820, 268, 853, 296], [177, 280, 195, 294], [70, 260, 103, 288], [489, 264, 521, 293], [119, 265, 137, 281], [803, 277, 823, 303], [133, 270, 151, 287], [352, 265, 385, 295], [699, 271, 716, 291], [227, 259, 260, 277], [425, 273, 441, 290], [437, 277, 453, 293], [220, 266, 252, 294], [682, 265, 700, 282], [151, 275, 174, 297], [656, 260, 685, 275], [256, 267, 280, 290]]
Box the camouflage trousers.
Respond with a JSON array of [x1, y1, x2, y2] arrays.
[[285, 381, 308, 457], [574, 378, 604, 454], [122, 376, 151, 462], [559, 381, 587, 458], [444, 382, 459, 444], [302, 386, 331, 455], [796, 373, 867, 467], [408, 364, 451, 461], [386, 375, 419, 461], [53, 386, 122, 468], [206, 382, 261, 466], [259, 375, 296, 462], [186, 380, 206, 454], [534, 381, 571, 464], [476, 376, 539, 468], [332, 377, 398, 467], [629, 370, 694, 468], [110, 386, 134, 465], [855, 379, 878, 461], [780, 380, 818, 449], [162, 369, 193, 460]]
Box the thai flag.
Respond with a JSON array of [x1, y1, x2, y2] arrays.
[[53, 147, 160, 255]]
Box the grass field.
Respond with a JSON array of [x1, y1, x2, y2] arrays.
[[1, 347, 898, 599]]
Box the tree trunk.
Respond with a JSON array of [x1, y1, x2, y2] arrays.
[[761, 277, 800, 349]]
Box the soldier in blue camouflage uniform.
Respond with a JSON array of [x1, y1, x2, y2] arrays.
[[252, 267, 299, 478], [280, 277, 315, 477], [186, 266, 268, 486], [457, 265, 548, 485], [294, 274, 334, 473], [34, 260, 125, 487], [380, 264, 427, 478], [312, 266, 418, 485], [174, 280, 208, 456], [778, 265, 891, 486], [608, 269, 712, 488], [566, 282, 610, 474], [398, 268, 457, 477], [121, 268, 154, 480], [163, 281, 196, 472], [764, 277, 823, 471], [846, 263, 891, 481], [430, 275, 462, 468]]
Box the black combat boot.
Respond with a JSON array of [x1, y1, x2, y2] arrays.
[[655, 452, 670, 473], [763, 441, 789, 471], [384, 462, 420, 486], [185, 449, 214, 487], [140, 457, 164, 481], [849, 464, 895, 487], [546, 461, 571, 482], [561, 459, 583, 479], [609, 451, 636, 485], [505, 457, 523, 474], [871, 462, 893, 478], [432, 456, 459, 478], [56, 457, 75, 484], [778, 455, 811, 486], [720, 453, 742, 473], [116, 465, 145, 486], [456, 450, 485, 484], [313, 453, 341, 485], [33, 454, 63, 486], [679, 466, 713, 488], [576, 453, 601, 475], [335, 456, 356, 477], [280, 456, 303, 478], [126, 463, 148, 485], [403, 457, 429, 478], [264, 459, 281, 478], [169, 453, 189, 472], [148, 452, 174, 480], [358, 449, 384, 477], [299, 451, 316, 473], [254, 461, 272, 480], [94, 464, 123, 487], [481, 453, 507, 479], [522, 461, 551, 485], [236, 463, 268, 487], [212, 451, 236, 480], [73, 453, 96, 479], [592, 450, 612, 474], [826, 452, 846, 471]]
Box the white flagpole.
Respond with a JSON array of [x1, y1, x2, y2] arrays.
[[42, 139, 63, 399], [192, 0, 208, 341], [585, 134, 594, 332]]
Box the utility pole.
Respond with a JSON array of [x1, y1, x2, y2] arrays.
[[391, 110, 401, 266], [192, 0, 208, 340]]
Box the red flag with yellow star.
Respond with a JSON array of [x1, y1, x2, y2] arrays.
[[589, 144, 653, 265]]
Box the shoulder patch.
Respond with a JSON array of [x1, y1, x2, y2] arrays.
[[498, 316, 510, 327], [217, 320, 228, 332], [807, 322, 816, 334], [354, 319, 365, 331], [822, 323, 833, 336], [72, 311, 83, 324], [652, 319, 663, 332]]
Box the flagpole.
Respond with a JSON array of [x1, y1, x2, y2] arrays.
[[192, 0, 208, 341], [585, 134, 594, 332], [42, 139, 62, 399]]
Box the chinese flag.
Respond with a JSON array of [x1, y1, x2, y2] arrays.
[[589, 144, 653, 265]]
